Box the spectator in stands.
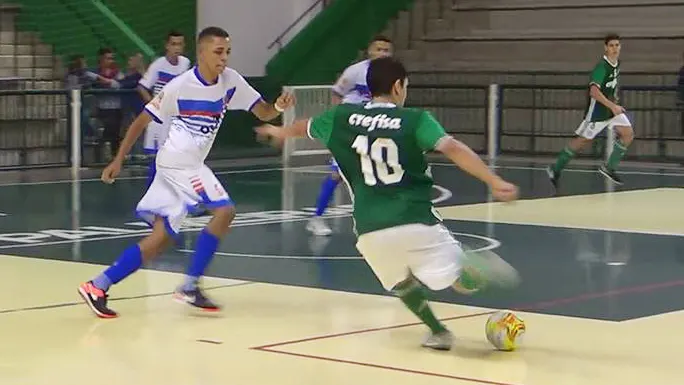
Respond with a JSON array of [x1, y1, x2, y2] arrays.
[[120, 52, 147, 159], [65, 54, 96, 89], [93, 47, 125, 160], [65, 54, 99, 141], [120, 52, 146, 116]]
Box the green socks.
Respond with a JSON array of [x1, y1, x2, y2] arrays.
[[606, 140, 628, 171], [551, 146, 576, 173], [393, 276, 447, 334]]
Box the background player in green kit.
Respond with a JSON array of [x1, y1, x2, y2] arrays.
[[548, 34, 635, 186], [256, 57, 519, 351]]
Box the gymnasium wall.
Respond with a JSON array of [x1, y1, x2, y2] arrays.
[[196, 0, 322, 76], [101, 0, 197, 61], [265, 0, 414, 85]]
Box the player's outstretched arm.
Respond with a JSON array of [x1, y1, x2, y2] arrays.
[[435, 136, 518, 202], [101, 112, 153, 184], [254, 119, 308, 146], [251, 92, 296, 122]]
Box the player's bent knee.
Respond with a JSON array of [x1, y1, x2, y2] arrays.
[[330, 171, 341, 181], [138, 218, 174, 261], [207, 205, 236, 236], [615, 125, 634, 144]]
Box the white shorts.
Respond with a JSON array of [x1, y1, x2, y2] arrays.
[[136, 164, 233, 236], [355, 223, 464, 291], [575, 113, 632, 140], [143, 121, 170, 153]]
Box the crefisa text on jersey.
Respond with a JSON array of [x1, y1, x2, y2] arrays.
[[348, 113, 402, 132]]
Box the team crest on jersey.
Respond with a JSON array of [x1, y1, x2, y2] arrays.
[[348, 113, 402, 132]]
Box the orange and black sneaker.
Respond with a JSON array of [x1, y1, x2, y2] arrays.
[[172, 286, 220, 312], [78, 281, 118, 319]]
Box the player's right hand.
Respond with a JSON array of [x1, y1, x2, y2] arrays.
[[101, 160, 122, 184], [254, 124, 285, 148], [491, 179, 519, 202], [611, 104, 626, 116]]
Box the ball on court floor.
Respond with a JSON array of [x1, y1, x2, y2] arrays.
[[485, 311, 526, 351]]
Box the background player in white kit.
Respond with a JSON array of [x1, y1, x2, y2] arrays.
[[307, 35, 393, 236], [78, 26, 295, 318], [138, 30, 191, 188]]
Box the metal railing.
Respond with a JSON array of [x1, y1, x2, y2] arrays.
[[267, 0, 329, 51], [0, 88, 277, 171], [407, 83, 684, 161], [1, 82, 682, 171]]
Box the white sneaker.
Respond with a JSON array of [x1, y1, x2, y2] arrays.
[[421, 330, 453, 351], [306, 217, 332, 236]]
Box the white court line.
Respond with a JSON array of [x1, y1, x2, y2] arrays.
[[5, 161, 683, 188], [0, 184, 453, 250], [177, 231, 501, 260], [432, 163, 684, 177], [0, 212, 355, 250], [180, 250, 363, 260], [0, 165, 324, 187]]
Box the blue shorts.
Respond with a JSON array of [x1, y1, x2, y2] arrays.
[[330, 158, 339, 173]]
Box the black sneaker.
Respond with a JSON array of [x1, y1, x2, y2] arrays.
[[546, 166, 560, 190], [599, 165, 623, 185], [78, 281, 118, 319], [173, 286, 221, 312]]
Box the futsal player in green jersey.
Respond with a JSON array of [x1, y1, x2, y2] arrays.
[[548, 34, 635, 187], [256, 57, 519, 351]]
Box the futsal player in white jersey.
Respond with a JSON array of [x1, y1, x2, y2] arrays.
[[138, 30, 191, 187], [306, 35, 393, 236], [78, 26, 295, 318]]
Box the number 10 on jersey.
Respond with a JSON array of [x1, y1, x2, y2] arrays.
[[352, 135, 405, 186]]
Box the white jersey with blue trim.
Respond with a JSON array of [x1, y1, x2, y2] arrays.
[[144, 66, 263, 168], [139, 55, 191, 96], [331, 59, 371, 105]]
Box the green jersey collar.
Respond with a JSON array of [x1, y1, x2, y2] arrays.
[[603, 55, 618, 68]]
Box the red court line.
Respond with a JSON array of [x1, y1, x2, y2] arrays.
[[253, 310, 495, 350], [254, 348, 520, 385], [513, 278, 684, 311], [251, 278, 684, 383]]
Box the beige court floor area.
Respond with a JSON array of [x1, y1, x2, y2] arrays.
[[0, 254, 682, 385], [438, 187, 684, 236]]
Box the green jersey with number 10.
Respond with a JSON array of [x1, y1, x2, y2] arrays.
[[307, 102, 448, 235]]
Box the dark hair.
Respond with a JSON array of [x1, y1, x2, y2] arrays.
[[604, 34, 620, 45], [167, 30, 184, 41], [68, 54, 84, 72], [370, 35, 392, 45], [198, 26, 229, 42], [97, 47, 113, 57], [367, 56, 407, 97]]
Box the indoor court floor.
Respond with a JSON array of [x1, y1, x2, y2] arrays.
[[0, 159, 683, 385]]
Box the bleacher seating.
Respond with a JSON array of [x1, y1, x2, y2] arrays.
[[0, 4, 68, 167], [385, 0, 684, 78]]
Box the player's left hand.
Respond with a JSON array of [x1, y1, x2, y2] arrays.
[[275, 92, 296, 111]]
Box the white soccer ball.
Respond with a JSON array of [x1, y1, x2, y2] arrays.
[[485, 310, 526, 351]]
